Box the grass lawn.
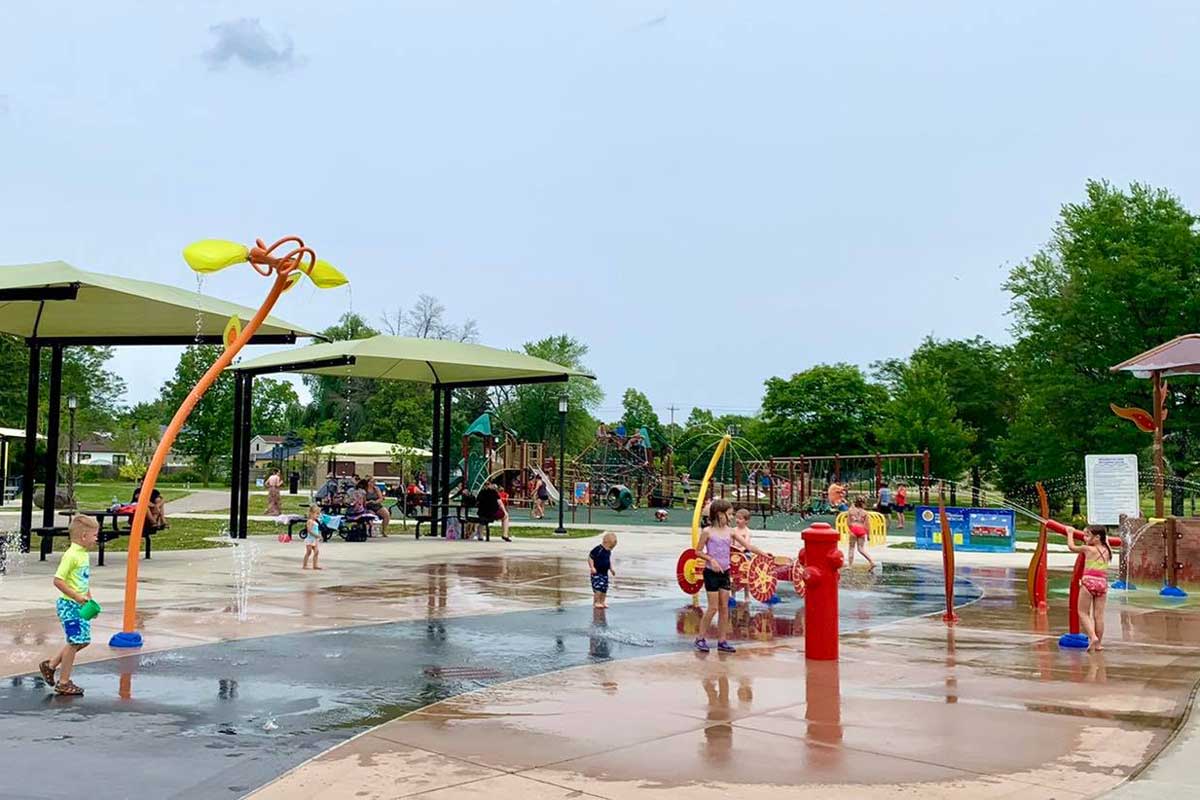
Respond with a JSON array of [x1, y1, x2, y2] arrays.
[[508, 526, 597, 539], [70, 482, 193, 509]]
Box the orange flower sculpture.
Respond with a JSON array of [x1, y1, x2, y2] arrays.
[[110, 237, 346, 648]]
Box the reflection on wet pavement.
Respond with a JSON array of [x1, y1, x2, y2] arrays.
[[0, 564, 974, 800]]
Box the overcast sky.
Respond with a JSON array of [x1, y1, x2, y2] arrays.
[[4, 2, 1200, 423]]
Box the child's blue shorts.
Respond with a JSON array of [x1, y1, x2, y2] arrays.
[[591, 574, 610, 594], [56, 598, 91, 645]]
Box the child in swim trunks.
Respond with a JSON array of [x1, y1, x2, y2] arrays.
[[1066, 524, 1111, 651], [40, 515, 99, 696], [846, 496, 876, 571], [733, 508, 754, 605], [588, 533, 618, 608]]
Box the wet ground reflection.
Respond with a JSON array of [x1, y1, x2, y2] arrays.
[[0, 564, 978, 800]]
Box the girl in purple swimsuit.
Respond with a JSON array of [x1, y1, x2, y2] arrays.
[[694, 498, 767, 653]]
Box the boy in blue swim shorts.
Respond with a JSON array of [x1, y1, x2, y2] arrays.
[[588, 533, 618, 609], [40, 515, 99, 696]]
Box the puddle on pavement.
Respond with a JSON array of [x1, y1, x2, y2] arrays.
[[0, 564, 979, 800]]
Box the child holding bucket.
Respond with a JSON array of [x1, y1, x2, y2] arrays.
[[1066, 525, 1111, 651], [39, 515, 100, 696], [846, 496, 876, 571], [302, 504, 323, 570]]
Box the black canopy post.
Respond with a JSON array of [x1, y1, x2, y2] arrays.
[[441, 387, 453, 526], [430, 385, 441, 539], [42, 345, 64, 529], [19, 342, 41, 550], [238, 374, 254, 539], [229, 372, 245, 537]]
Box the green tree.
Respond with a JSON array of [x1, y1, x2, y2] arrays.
[[875, 336, 1016, 483], [876, 361, 974, 481], [158, 345, 233, 485], [1000, 180, 1200, 499], [760, 364, 888, 456], [499, 335, 602, 454], [301, 312, 380, 441], [251, 378, 302, 436], [619, 388, 665, 449]]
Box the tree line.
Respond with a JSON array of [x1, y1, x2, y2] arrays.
[[4, 181, 1198, 498]]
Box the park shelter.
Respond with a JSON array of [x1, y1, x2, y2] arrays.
[[305, 440, 433, 479], [229, 335, 594, 538], [1111, 334, 1200, 516], [0, 260, 313, 544]]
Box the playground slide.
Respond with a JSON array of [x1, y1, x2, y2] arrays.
[[531, 466, 561, 504]]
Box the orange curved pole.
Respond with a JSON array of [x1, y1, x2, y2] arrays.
[[116, 269, 291, 640]]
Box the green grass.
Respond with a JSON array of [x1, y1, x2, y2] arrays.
[[72, 483, 192, 509], [508, 526, 597, 539], [888, 541, 916, 549]]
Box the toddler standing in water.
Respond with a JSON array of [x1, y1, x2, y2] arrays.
[[695, 499, 767, 653], [588, 533, 618, 608], [302, 505, 323, 570], [846, 496, 876, 571]]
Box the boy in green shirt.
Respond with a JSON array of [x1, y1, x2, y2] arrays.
[[40, 515, 99, 696]]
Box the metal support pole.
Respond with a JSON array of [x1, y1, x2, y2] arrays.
[[556, 403, 567, 535], [429, 386, 441, 539], [441, 387, 453, 532], [42, 345, 64, 529], [19, 342, 40, 549], [229, 373, 245, 537], [1154, 371, 1165, 518], [238, 375, 253, 539]]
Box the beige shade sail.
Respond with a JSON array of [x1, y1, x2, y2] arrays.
[[230, 335, 593, 385], [0, 260, 312, 340], [304, 441, 432, 459]]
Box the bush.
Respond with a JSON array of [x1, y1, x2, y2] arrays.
[[162, 468, 204, 484], [76, 466, 105, 482]]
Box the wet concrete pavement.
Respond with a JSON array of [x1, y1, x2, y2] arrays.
[[2, 533, 1199, 799], [0, 563, 972, 799]]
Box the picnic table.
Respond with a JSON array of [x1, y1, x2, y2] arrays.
[[36, 509, 159, 566]]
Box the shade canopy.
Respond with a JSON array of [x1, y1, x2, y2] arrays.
[[0, 260, 312, 341], [0, 427, 44, 440], [1111, 334, 1200, 377], [306, 441, 432, 459], [230, 335, 594, 386]]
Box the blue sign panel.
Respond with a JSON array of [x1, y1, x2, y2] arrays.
[[914, 506, 1016, 553]]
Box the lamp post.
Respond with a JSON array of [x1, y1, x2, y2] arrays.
[[555, 394, 568, 535], [66, 395, 78, 502]]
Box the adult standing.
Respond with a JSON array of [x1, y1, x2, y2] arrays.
[[532, 473, 547, 519], [265, 467, 282, 516]]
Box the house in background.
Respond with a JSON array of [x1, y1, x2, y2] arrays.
[[68, 431, 190, 471], [248, 434, 304, 467]]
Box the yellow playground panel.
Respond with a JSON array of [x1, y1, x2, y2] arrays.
[[835, 511, 888, 546]]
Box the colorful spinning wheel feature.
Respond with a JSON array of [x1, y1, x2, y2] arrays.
[[729, 550, 751, 590], [747, 553, 778, 603], [677, 548, 705, 595], [789, 558, 807, 598]]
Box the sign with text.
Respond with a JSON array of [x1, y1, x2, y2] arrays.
[[1085, 454, 1140, 525], [915, 506, 1016, 553]]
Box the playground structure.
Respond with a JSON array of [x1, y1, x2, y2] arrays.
[[566, 424, 669, 510], [731, 451, 931, 515], [457, 412, 559, 505]]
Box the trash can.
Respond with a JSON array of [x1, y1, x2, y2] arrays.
[[289, 471, 300, 494]]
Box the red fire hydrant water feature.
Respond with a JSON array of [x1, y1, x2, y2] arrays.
[[801, 522, 845, 660]]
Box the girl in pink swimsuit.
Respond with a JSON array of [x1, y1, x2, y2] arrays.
[[1066, 525, 1111, 651], [846, 496, 876, 571]]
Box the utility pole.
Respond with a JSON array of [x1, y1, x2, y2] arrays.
[[667, 404, 678, 445]]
